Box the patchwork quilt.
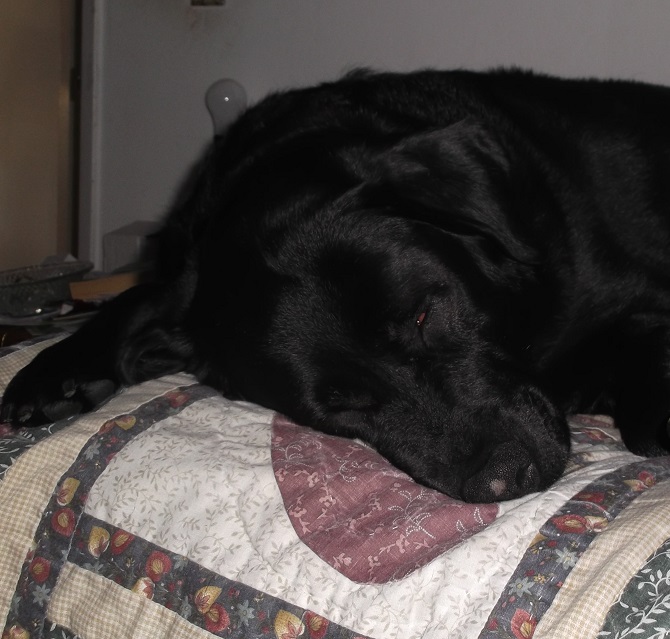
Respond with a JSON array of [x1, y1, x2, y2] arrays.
[[3, 335, 670, 639]]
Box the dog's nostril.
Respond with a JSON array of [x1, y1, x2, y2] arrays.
[[461, 442, 540, 503]]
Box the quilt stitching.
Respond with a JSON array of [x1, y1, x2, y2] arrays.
[[0, 422, 72, 481], [48, 562, 216, 639], [272, 415, 500, 583], [480, 456, 670, 639], [1, 383, 215, 639], [42, 622, 77, 639], [2, 335, 668, 639], [534, 479, 670, 639], [66, 513, 371, 639], [599, 536, 670, 639]]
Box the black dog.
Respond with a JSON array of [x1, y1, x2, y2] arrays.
[[3, 69, 670, 502]]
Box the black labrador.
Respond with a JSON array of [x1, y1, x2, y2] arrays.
[[3, 69, 670, 503]]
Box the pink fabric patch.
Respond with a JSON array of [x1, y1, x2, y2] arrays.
[[271, 415, 499, 583]]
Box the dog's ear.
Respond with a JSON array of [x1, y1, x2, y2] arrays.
[[373, 119, 538, 264]]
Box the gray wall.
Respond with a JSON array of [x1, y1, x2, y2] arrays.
[[83, 0, 670, 266]]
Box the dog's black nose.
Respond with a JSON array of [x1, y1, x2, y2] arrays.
[[461, 442, 540, 502]]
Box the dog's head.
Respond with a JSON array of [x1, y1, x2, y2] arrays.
[[192, 112, 570, 503]]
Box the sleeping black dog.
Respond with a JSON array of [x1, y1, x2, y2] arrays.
[[3, 68, 670, 502]]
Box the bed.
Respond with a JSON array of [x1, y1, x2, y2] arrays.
[[2, 333, 670, 639]]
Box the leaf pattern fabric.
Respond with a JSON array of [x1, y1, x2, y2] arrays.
[[600, 538, 670, 639], [272, 415, 499, 583]]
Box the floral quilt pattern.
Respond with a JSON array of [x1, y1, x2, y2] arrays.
[[5, 336, 670, 639], [481, 454, 670, 639], [67, 514, 368, 638], [4, 384, 216, 638], [0, 373, 369, 639]]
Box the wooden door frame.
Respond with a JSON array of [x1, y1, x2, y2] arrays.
[[77, 0, 104, 268]]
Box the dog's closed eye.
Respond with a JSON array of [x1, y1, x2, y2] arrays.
[[314, 368, 389, 414], [322, 386, 378, 412]]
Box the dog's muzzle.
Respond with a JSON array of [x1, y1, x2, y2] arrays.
[[461, 441, 541, 502]]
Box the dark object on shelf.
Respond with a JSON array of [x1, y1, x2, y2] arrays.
[[0, 261, 93, 317]]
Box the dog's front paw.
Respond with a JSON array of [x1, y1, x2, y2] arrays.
[[1, 350, 119, 428]]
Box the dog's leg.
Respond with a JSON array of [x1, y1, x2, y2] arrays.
[[0, 283, 192, 428], [612, 325, 670, 457]]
